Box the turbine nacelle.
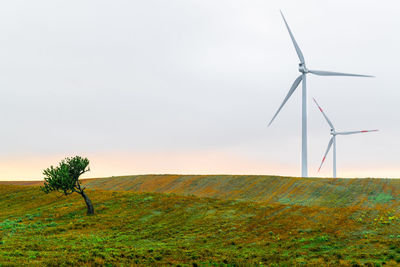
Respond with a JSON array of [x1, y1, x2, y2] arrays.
[[298, 63, 308, 73]]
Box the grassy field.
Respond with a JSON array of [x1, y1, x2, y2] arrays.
[[0, 175, 399, 266], [81, 175, 400, 207]]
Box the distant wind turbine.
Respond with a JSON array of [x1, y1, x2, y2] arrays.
[[268, 10, 374, 177], [313, 98, 378, 178]]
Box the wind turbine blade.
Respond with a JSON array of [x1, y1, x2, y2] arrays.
[[336, 130, 379, 135], [268, 75, 302, 126], [318, 137, 334, 172], [308, 70, 374, 78], [313, 98, 335, 130], [280, 10, 305, 64]]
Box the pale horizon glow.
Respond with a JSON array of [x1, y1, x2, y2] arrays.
[[1, 151, 398, 181], [0, 1, 399, 180]]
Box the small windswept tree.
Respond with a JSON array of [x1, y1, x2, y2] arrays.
[[41, 156, 94, 215]]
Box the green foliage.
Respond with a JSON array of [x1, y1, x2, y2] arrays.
[[41, 156, 89, 195], [41, 156, 94, 215]]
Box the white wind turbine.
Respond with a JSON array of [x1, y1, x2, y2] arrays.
[[268, 11, 373, 177], [313, 98, 378, 178]]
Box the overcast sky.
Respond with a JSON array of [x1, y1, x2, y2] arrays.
[[0, 0, 398, 180]]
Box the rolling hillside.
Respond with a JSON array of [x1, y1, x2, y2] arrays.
[[81, 175, 400, 207], [0, 175, 399, 265], [0, 183, 399, 266]]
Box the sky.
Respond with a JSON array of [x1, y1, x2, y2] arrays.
[[0, 0, 398, 180]]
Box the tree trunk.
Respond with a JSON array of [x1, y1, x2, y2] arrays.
[[80, 190, 94, 215]]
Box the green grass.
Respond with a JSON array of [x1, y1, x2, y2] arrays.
[[0, 176, 399, 266]]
